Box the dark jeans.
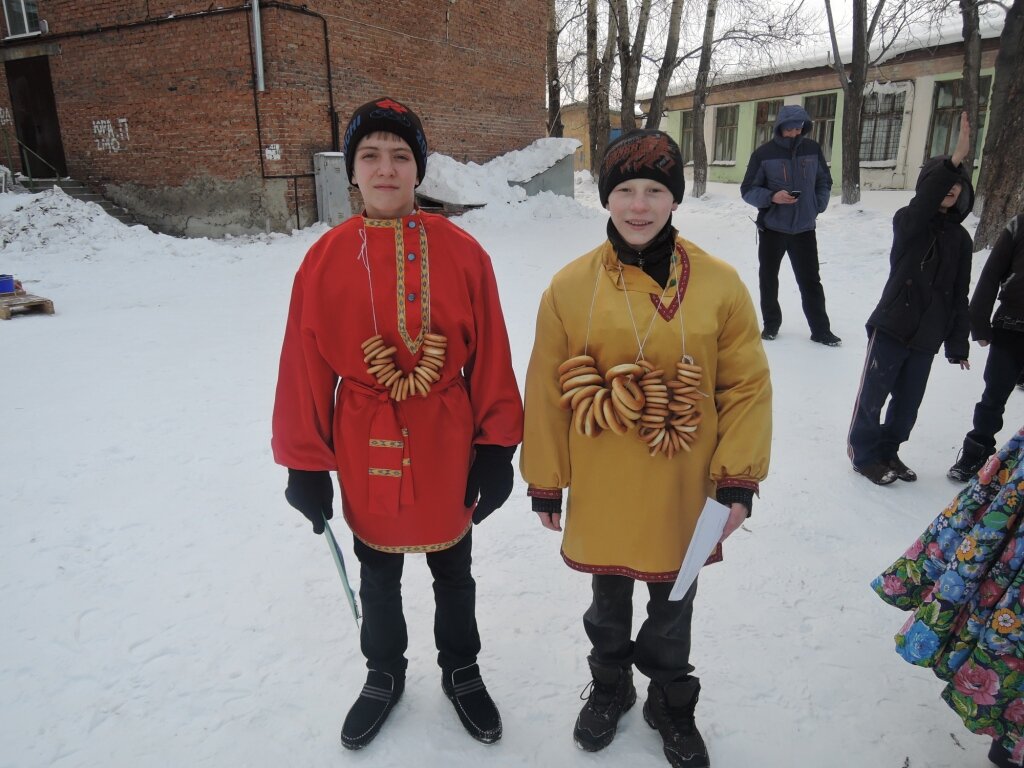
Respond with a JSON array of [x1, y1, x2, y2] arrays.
[[352, 531, 480, 677], [758, 227, 831, 335], [967, 328, 1024, 452], [583, 574, 698, 685], [848, 329, 934, 467]]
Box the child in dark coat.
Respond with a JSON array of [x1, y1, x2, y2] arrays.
[[847, 112, 974, 485], [948, 211, 1024, 481]]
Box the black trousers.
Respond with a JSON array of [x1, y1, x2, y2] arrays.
[[758, 227, 832, 335], [967, 328, 1024, 452], [583, 574, 698, 685], [847, 329, 935, 467], [352, 531, 480, 677]]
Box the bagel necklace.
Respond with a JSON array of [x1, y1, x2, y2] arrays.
[[557, 245, 708, 458], [356, 218, 448, 401]]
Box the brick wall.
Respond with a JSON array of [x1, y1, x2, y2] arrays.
[[0, 1, 547, 233]]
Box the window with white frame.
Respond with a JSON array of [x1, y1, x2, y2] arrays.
[[713, 105, 738, 162], [803, 93, 837, 163], [679, 111, 694, 165], [754, 99, 783, 147], [2, 0, 39, 37], [860, 89, 907, 163]]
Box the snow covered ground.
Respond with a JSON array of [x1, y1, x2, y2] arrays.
[[2, 170, 1019, 768]]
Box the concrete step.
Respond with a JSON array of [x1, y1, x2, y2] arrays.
[[20, 177, 137, 225]]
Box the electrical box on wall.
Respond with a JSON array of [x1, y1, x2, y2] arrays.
[[313, 152, 352, 226]]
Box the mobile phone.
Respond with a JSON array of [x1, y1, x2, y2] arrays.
[[788, 190, 802, 198]]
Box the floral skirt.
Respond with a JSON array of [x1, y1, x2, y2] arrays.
[[872, 427, 1024, 764]]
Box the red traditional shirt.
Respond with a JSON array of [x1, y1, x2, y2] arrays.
[[272, 212, 523, 552]]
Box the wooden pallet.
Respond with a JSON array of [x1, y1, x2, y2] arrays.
[[0, 292, 55, 320]]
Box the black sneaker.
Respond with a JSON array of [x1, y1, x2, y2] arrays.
[[341, 670, 404, 750], [853, 462, 898, 485], [573, 661, 637, 751], [643, 680, 709, 768], [947, 440, 990, 483], [442, 663, 502, 744], [810, 331, 842, 346], [760, 329, 778, 341], [887, 455, 917, 482]]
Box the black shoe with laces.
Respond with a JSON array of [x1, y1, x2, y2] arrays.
[[760, 328, 778, 341], [948, 438, 990, 483], [853, 462, 898, 485], [341, 670, 404, 750], [442, 663, 502, 744], [573, 660, 636, 752], [887, 455, 917, 482], [643, 680, 709, 768], [810, 330, 842, 346]]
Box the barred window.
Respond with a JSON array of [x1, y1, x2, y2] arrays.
[[926, 76, 991, 161], [860, 90, 906, 162], [803, 93, 837, 163], [2, 0, 38, 37], [754, 100, 783, 147], [713, 105, 738, 162], [679, 111, 694, 165]]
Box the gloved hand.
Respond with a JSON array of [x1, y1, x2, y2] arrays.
[[464, 445, 517, 524], [285, 469, 334, 534]]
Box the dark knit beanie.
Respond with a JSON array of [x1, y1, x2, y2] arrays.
[[598, 129, 685, 206], [342, 97, 428, 186]]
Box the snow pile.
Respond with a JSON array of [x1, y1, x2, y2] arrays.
[[419, 138, 581, 206], [484, 137, 580, 183]]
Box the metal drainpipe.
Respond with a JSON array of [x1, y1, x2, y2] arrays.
[[250, 1, 265, 93]]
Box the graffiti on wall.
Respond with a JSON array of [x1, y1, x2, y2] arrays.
[[0, 107, 12, 127], [92, 118, 130, 152]]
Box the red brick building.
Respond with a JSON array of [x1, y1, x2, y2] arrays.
[[0, 1, 547, 235]]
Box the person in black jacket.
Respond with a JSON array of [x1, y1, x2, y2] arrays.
[[948, 212, 1024, 482], [847, 112, 974, 486], [740, 104, 840, 346]]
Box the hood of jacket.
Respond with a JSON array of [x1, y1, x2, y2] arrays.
[[916, 156, 975, 223], [774, 104, 813, 140]]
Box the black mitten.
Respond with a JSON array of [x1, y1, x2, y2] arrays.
[[285, 469, 334, 534], [464, 445, 517, 524]]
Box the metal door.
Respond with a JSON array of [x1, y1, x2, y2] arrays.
[[4, 55, 67, 177]]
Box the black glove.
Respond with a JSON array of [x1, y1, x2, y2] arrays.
[[464, 445, 517, 524], [285, 469, 334, 534]]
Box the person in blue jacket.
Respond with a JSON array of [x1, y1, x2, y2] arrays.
[[741, 104, 840, 346]]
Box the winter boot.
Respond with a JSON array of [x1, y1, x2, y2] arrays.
[[442, 663, 502, 744], [340, 669, 404, 750], [643, 679, 710, 768], [887, 454, 917, 482], [760, 328, 778, 341], [947, 437, 991, 483], [989, 739, 1018, 768], [573, 659, 637, 751], [853, 462, 898, 485], [810, 330, 842, 346]]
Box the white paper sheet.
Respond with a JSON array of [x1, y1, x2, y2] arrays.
[[669, 497, 731, 601]]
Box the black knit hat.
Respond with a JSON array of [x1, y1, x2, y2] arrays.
[[342, 97, 428, 186], [598, 129, 685, 206]]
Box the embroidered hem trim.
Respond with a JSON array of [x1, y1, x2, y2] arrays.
[[717, 478, 760, 494], [527, 486, 563, 500], [357, 521, 471, 554]]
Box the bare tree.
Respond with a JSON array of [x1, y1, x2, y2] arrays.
[[959, 0, 983, 175], [690, 0, 718, 198], [610, 0, 653, 131], [587, 0, 618, 176], [548, 0, 565, 137], [973, 0, 1024, 249], [644, 0, 685, 130]]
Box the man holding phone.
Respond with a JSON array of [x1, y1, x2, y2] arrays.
[[741, 104, 840, 346]]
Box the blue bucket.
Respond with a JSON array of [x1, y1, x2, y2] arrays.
[[0, 275, 14, 294]]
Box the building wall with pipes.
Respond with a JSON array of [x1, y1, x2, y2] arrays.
[[0, 1, 547, 235]]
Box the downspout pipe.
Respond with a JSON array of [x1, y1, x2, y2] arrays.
[[250, 0, 265, 93]]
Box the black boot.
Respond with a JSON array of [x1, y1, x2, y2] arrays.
[[989, 739, 1018, 768], [948, 437, 991, 483], [887, 454, 917, 482], [573, 658, 637, 751], [341, 669, 404, 750], [442, 663, 502, 744], [643, 679, 710, 768]]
